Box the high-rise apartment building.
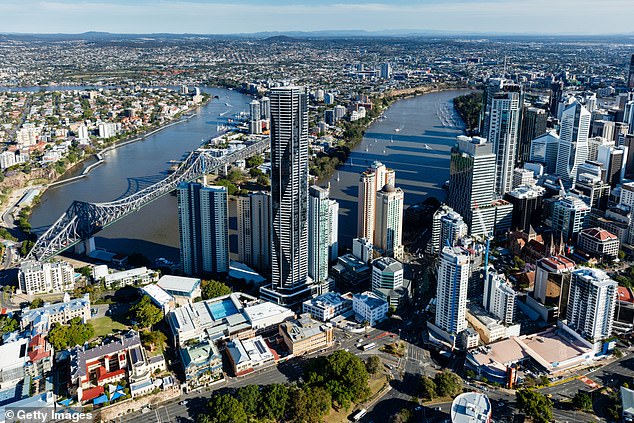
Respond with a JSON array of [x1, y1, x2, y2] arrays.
[[260, 86, 313, 307], [328, 199, 339, 262], [308, 186, 332, 283], [566, 268, 617, 344], [259, 96, 271, 120], [380, 63, 392, 79], [18, 260, 75, 295], [177, 182, 229, 275], [483, 271, 516, 325], [435, 246, 470, 335], [518, 106, 547, 164], [597, 145, 626, 188], [487, 84, 523, 195], [428, 205, 468, 255], [556, 100, 591, 187], [533, 255, 575, 320], [249, 100, 262, 134], [357, 161, 394, 241], [236, 192, 271, 272], [374, 184, 404, 259]]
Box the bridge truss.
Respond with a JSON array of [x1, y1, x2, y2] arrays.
[[26, 140, 269, 262]]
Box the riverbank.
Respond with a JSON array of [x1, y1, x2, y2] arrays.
[[0, 100, 207, 239]]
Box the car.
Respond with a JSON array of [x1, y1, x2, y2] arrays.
[[179, 400, 189, 406], [358, 339, 363, 343], [434, 407, 442, 411], [414, 406, 422, 411], [141, 407, 151, 414]]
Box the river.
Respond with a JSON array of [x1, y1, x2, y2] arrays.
[[30, 87, 252, 261], [29, 87, 470, 261], [326, 89, 470, 248]]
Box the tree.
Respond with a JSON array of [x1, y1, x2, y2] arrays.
[[30, 298, 44, 309], [140, 330, 167, 353], [199, 394, 247, 423], [434, 371, 463, 398], [245, 155, 264, 168], [257, 174, 270, 187], [365, 355, 382, 375], [0, 315, 19, 336], [419, 376, 437, 400], [516, 389, 553, 423], [47, 317, 94, 350], [130, 295, 163, 329], [259, 384, 289, 420], [236, 385, 261, 417], [289, 386, 332, 423], [77, 266, 92, 279], [201, 279, 232, 300], [305, 350, 370, 409], [391, 408, 412, 423], [572, 391, 593, 412]]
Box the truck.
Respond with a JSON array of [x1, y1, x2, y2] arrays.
[[351, 408, 367, 422], [362, 342, 377, 351]]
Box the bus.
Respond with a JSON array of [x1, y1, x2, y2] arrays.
[[351, 408, 367, 422], [362, 342, 376, 351]]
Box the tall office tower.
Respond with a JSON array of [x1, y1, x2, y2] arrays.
[[556, 100, 591, 188], [487, 84, 523, 195], [380, 62, 392, 79], [260, 86, 312, 307], [249, 100, 262, 134], [624, 101, 634, 130], [587, 136, 614, 162], [597, 145, 626, 187], [549, 80, 564, 117], [627, 54, 634, 90], [584, 92, 597, 113], [614, 122, 629, 145], [504, 185, 544, 232], [324, 92, 335, 105], [566, 268, 618, 344], [357, 170, 376, 240], [481, 78, 505, 137], [557, 94, 575, 121], [573, 162, 611, 211], [334, 105, 347, 121], [259, 96, 271, 120], [533, 255, 575, 320], [529, 131, 560, 174], [435, 246, 470, 335], [308, 186, 332, 283], [518, 106, 547, 164], [447, 135, 512, 236], [512, 168, 535, 189], [328, 199, 339, 262], [374, 184, 404, 259], [483, 271, 516, 325], [237, 192, 271, 272], [178, 182, 229, 275], [371, 257, 407, 308], [428, 205, 467, 255], [551, 195, 590, 242]]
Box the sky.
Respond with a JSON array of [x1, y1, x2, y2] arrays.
[[2, 0, 634, 35]]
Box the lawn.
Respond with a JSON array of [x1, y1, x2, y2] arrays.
[[91, 316, 129, 338], [324, 373, 389, 423]]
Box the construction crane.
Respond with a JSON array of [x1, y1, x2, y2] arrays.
[[473, 201, 493, 268]]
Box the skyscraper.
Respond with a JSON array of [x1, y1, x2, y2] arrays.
[[259, 96, 271, 120], [481, 78, 505, 137], [380, 63, 392, 79], [328, 199, 339, 262], [178, 182, 229, 275], [237, 191, 271, 272], [518, 106, 547, 164], [529, 131, 560, 174], [487, 84, 523, 196], [357, 161, 394, 241], [260, 86, 312, 307], [483, 271, 516, 325], [374, 184, 404, 259], [428, 205, 467, 255], [566, 268, 617, 345], [249, 99, 262, 134], [308, 185, 331, 284], [435, 246, 470, 335], [549, 80, 564, 117], [551, 195, 590, 242], [556, 100, 591, 187]]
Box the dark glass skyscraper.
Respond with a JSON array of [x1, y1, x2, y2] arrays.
[[260, 86, 313, 307], [628, 54, 634, 90]]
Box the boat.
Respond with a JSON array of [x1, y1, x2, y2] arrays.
[[336, 172, 340, 182], [394, 128, 400, 132], [424, 144, 432, 150], [390, 136, 394, 143], [365, 146, 368, 152], [383, 149, 386, 154], [225, 102, 231, 107]]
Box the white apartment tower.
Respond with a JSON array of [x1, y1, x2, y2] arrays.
[[566, 268, 617, 344], [374, 184, 404, 259], [435, 246, 470, 335], [18, 260, 75, 295], [308, 185, 332, 283], [483, 271, 517, 325]]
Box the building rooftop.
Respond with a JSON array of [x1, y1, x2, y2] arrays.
[[353, 291, 388, 309], [618, 286, 634, 303], [104, 267, 150, 283], [280, 314, 331, 343], [181, 340, 220, 368], [373, 256, 403, 273], [21, 294, 90, 327], [303, 292, 351, 310], [451, 393, 492, 423], [0, 337, 29, 370], [579, 227, 618, 242], [71, 331, 141, 380], [157, 275, 201, 295], [622, 386, 634, 416], [538, 255, 575, 273], [572, 267, 618, 288], [141, 284, 174, 308], [507, 185, 545, 199]]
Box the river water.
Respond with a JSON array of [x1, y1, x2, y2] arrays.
[[30, 87, 252, 261], [29, 87, 470, 261]]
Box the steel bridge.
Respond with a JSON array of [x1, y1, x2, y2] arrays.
[[26, 139, 269, 262]]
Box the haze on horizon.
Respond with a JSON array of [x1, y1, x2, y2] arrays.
[[2, 0, 634, 36]]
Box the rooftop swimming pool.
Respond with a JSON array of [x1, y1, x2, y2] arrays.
[[208, 299, 239, 320]]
